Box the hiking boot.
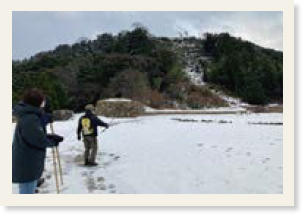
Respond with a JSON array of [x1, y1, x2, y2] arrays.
[[84, 159, 89, 166], [89, 162, 98, 166]]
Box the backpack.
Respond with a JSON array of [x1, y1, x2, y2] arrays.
[[81, 117, 94, 135]]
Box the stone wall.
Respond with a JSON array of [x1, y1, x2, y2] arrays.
[[53, 110, 74, 121], [96, 99, 145, 117]]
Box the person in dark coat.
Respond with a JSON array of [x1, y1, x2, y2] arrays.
[[77, 104, 108, 166], [36, 96, 54, 189], [12, 88, 63, 194]]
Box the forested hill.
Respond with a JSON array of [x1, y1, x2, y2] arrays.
[[202, 33, 283, 105], [12, 26, 283, 111]]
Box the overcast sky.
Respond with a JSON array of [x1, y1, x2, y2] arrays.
[[12, 11, 283, 60]]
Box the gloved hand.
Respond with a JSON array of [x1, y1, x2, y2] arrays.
[[77, 135, 81, 141], [105, 123, 109, 129], [47, 134, 64, 147]]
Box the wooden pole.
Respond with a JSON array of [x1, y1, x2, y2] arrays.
[[52, 148, 60, 194], [50, 123, 63, 192], [56, 146, 63, 185]]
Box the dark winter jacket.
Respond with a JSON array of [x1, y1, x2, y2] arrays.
[[41, 112, 53, 133], [41, 96, 54, 133], [77, 110, 108, 137], [12, 102, 56, 183]]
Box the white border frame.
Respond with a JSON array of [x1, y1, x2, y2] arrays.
[[1, 0, 294, 206]]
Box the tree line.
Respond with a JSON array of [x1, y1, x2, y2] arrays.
[[203, 33, 283, 105], [13, 27, 283, 111]]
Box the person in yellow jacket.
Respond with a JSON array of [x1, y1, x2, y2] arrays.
[[77, 105, 108, 166]]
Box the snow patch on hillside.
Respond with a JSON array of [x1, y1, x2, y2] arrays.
[[184, 67, 205, 86]]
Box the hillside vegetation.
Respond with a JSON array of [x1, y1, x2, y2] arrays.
[[12, 26, 283, 111]]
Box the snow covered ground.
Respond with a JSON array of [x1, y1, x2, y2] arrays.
[[12, 113, 283, 194]]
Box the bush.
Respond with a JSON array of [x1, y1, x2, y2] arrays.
[[105, 69, 152, 103], [241, 80, 268, 105], [186, 86, 228, 109], [166, 81, 227, 109], [149, 90, 166, 109]]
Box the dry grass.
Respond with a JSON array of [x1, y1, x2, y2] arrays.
[[268, 106, 283, 113], [244, 105, 283, 113]]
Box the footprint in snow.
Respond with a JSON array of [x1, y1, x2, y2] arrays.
[[225, 147, 233, 152], [45, 174, 52, 180], [108, 184, 115, 189], [103, 162, 111, 167], [99, 153, 121, 166], [97, 177, 105, 182], [85, 175, 97, 193], [113, 156, 120, 161], [107, 184, 117, 194], [99, 184, 107, 191], [95, 177, 108, 191], [262, 157, 271, 164]]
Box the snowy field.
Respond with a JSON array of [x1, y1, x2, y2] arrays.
[[12, 113, 283, 194]]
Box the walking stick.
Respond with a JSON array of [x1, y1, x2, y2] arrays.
[[51, 147, 60, 194], [50, 123, 64, 186], [100, 118, 114, 134], [56, 146, 63, 185]]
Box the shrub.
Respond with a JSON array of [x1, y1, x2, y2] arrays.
[[105, 69, 151, 103]]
